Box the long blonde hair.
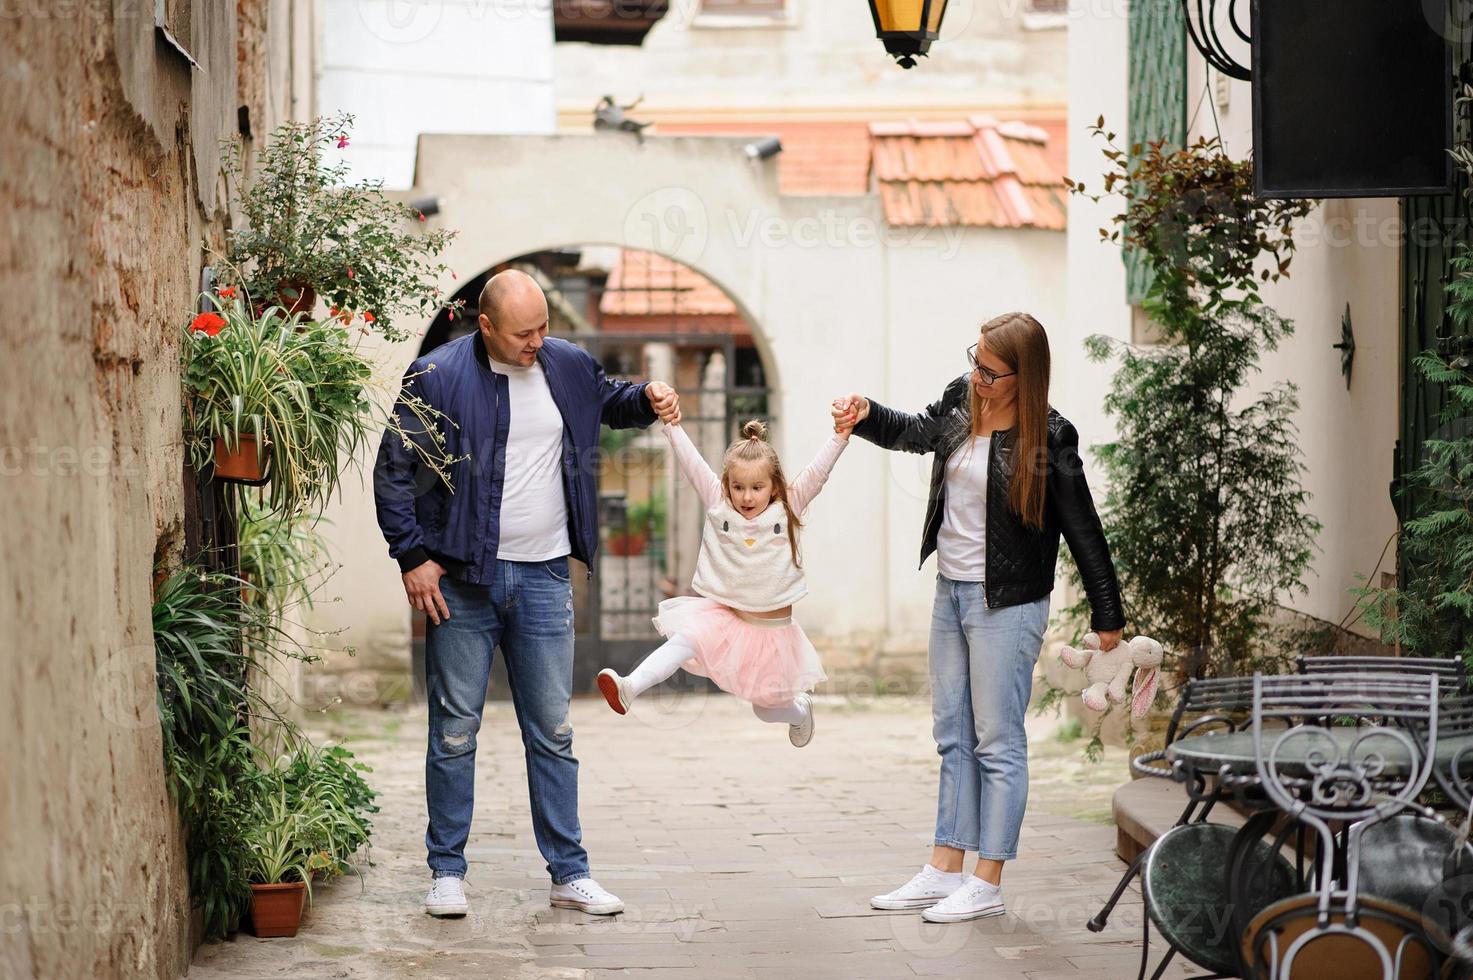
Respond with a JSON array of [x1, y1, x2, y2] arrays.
[[721, 420, 803, 567], [971, 312, 1051, 530]]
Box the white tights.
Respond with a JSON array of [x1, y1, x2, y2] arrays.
[[625, 637, 812, 726]]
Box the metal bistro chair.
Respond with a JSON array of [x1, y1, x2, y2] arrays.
[[1088, 675, 1259, 936], [1241, 672, 1452, 980], [1298, 655, 1469, 695]]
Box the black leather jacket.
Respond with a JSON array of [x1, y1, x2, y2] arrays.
[[854, 375, 1125, 632]]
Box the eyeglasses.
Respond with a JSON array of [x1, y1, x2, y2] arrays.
[[967, 343, 1017, 386]]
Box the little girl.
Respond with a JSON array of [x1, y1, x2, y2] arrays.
[[596, 414, 850, 746]]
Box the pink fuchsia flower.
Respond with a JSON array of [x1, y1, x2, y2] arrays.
[[417, 212, 427, 222], [191, 312, 226, 336], [362, 311, 376, 323], [336, 134, 349, 149], [346, 266, 355, 279]]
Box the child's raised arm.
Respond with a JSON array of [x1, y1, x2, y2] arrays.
[[787, 431, 848, 515], [661, 422, 724, 510]]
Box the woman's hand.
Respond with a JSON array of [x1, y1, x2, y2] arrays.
[[831, 394, 869, 433], [1096, 629, 1123, 652]]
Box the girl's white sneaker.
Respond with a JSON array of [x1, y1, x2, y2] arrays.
[[597, 668, 632, 715], [550, 877, 625, 915], [424, 875, 468, 917], [789, 693, 815, 747], [920, 876, 1006, 922], [870, 864, 964, 910]]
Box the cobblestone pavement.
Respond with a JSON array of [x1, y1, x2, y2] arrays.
[[189, 692, 1194, 979]]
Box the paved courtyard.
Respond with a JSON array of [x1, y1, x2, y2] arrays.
[[188, 693, 1194, 979]]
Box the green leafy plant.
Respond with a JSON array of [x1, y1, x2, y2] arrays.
[[1061, 123, 1321, 685], [279, 740, 379, 880], [183, 297, 459, 518], [627, 491, 667, 541], [238, 493, 329, 617], [219, 112, 461, 341]]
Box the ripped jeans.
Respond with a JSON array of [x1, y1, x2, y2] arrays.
[[424, 558, 589, 884]]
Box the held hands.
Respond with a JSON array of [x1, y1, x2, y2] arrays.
[[403, 559, 450, 625], [831, 394, 869, 436], [647, 381, 681, 425], [1096, 629, 1122, 652]]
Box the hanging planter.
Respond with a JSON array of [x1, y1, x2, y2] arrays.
[[212, 433, 269, 483], [255, 280, 317, 319], [248, 881, 306, 938]]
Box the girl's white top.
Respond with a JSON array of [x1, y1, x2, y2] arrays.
[[663, 423, 848, 613], [936, 435, 990, 583]]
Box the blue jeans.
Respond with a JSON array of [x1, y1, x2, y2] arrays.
[[424, 558, 589, 885], [929, 575, 1050, 861]]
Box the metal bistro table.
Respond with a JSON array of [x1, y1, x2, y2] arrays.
[[1153, 691, 1473, 979]]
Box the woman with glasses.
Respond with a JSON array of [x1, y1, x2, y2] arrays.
[[831, 311, 1124, 923]]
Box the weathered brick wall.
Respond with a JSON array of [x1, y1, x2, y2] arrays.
[[0, 2, 296, 976]]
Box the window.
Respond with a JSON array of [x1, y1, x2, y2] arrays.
[[1021, 0, 1069, 29], [694, 0, 790, 27]]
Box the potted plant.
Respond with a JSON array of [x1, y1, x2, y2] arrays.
[[608, 493, 665, 557], [219, 112, 462, 340], [183, 295, 459, 517], [242, 778, 331, 938]]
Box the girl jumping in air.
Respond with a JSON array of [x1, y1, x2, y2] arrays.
[[596, 412, 851, 746]]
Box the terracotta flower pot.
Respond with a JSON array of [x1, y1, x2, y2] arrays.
[[606, 530, 648, 557], [252, 280, 317, 318], [213, 433, 268, 482], [249, 881, 306, 938]]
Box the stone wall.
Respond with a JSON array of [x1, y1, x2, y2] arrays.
[[0, 2, 299, 977]]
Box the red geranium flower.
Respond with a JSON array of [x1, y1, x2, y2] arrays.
[[217, 286, 237, 299], [191, 312, 226, 336]]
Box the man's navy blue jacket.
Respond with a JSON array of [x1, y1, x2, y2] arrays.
[[373, 331, 657, 582]]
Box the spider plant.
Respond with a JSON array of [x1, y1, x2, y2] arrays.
[[238, 492, 328, 618]]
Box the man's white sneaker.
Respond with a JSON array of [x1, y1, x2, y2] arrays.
[[424, 875, 468, 917], [920, 876, 1006, 922], [870, 865, 964, 910], [550, 877, 625, 915], [597, 669, 632, 715], [789, 693, 815, 748]]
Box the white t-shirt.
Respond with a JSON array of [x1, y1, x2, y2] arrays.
[[936, 435, 990, 583], [490, 358, 571, 562]]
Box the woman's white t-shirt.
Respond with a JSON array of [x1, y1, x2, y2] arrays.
[[936, 435, 990, 583]]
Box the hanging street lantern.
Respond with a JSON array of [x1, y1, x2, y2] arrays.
[[867, 0, 949, 69]]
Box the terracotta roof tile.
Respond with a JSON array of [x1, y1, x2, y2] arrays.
[[599, 249, 738, 317], [870, 116, 1067, 229]]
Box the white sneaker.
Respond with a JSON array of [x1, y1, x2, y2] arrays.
[[870, 864, 964, 910], [424, 875, 468, 917], [597, 669, 632, 715], [550, 877, 625, 915], [920, 876, 1006, 922], [789, 693, 815, 748]]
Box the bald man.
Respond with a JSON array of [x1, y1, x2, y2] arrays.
[[375, 270, 680, 918]]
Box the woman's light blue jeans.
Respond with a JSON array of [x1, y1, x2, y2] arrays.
[[929, 574, 1050, 861]]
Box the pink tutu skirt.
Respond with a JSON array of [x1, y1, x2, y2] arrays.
[[652, 596, 827, 708]]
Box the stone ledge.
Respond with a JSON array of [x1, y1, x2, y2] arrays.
[[1111, 776, 1249, 864]]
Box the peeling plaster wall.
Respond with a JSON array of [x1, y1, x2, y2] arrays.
[[0, 2, 298, 976]]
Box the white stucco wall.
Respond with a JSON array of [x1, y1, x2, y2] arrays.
[[553, 0, 1068, 120], [305, 133, 1067, 690], [315, 0, 557, 188], [1062, 11, 1401, 639]]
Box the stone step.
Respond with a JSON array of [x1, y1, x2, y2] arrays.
[[1111, 776, 1249, 864]]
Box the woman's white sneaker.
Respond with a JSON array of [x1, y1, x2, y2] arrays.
[[424, 875, 468, 917], [920, 876, 1005, 922], [550, 877, 625, 915], [870, 864, 964, 910], [789, 693, 815, 747], [597, 669, 632, 715]]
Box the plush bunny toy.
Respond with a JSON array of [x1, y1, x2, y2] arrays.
[[1058, 633, 1163, 719]]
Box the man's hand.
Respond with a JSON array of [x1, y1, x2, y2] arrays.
[[647, 382, 681, 425], [831, 394, 869, 432], [403, 559, 450, 625], [1096, 629, 1123, 652]]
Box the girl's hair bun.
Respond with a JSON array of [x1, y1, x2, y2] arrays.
[[741, 419, 768, 441]]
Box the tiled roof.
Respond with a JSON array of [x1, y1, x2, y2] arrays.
[[653, 121, 873, 196], [599, 249, 741, 318], [870, 115, 1066, 230]]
